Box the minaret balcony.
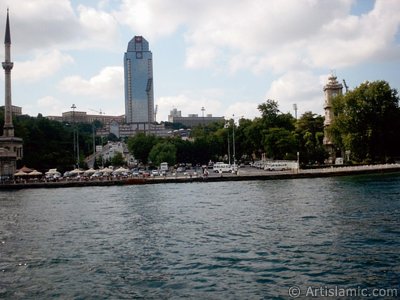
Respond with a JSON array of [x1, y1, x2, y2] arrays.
[[2, 61, 13, 70]]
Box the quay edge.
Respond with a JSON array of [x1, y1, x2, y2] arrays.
[[1, 165, 400, 190]]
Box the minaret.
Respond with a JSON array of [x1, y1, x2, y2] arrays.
[[0, 9, 23, 178], [2, 8, 14, 137], [323, 73, 343, 163]]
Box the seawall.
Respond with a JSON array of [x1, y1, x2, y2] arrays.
[[1, 164, 400, 190]]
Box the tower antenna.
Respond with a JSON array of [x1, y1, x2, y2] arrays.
[[342, 79, 349, 93]]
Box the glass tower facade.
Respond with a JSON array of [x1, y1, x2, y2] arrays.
[[124, 36, 154, 124]]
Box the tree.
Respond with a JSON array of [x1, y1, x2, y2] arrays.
[[190, 121, 226, 163], [330, 80, 400, 163], [107, 132, 119, 142], [12, 115, 76, 172], [190, 137, 210, 164], [127, 133, 159, 164], [258, 99, 295, 131], [236, 118, 264, 160], [148, 141, 177, 166], [169, 137, 194, 164], [258, 99, 280, 121], [263, 127, 297, 160], [111, 152, 125, 167], [295, 112, 326, 164], [257, 99, 297, 160]]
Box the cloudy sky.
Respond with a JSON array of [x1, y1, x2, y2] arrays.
[[0, 0, 399, 121]]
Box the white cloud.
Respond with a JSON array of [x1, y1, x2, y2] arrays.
[[37, 96, 63, 116], [58, 66, 123, 99], [6, 0, 79, 53], [224, 102, 260, 121], [185, 46, 218, 69], [115, 0, 400, 73], [4, 0, 399, 72], [157, 91, 223, 122], [57, 66, 124, 116], [115, 0, 191, 39], [77, 5, 119, 49], [2, 0, 119, 54], [266, 71, 325, 116], [22, 95, 63, 117], [2, 0, 399, 121], [308, 0, 400, 68], [13, 50, 74, 82]]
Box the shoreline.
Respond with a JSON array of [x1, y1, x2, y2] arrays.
[[1, 164, 400, 190]]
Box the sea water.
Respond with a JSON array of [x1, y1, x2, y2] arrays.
[[1, 174, 399, 298]]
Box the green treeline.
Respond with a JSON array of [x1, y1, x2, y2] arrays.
[[0, 113, 102, 172], [127, 99, 326, 167], [1, 80, 399, 171], [329, 80, 400, 163], [128, 80, 400, 166]]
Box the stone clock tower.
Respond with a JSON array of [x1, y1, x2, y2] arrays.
[[323, 73, 342, 163], [0, 10, 23, 179]]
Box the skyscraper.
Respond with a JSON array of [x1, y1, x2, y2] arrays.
[[124, 36, 154, 125], [0, 9, 23, 178]]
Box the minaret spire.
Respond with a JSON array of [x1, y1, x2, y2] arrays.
[[4, 8, 10, 44]]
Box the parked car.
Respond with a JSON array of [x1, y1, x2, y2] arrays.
[[160, 162, 168, 172]]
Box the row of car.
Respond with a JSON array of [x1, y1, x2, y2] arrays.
[[131, 168, 167, 177], [250, 160, 291, 171]]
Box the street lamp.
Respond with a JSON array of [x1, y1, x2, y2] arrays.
[[345, 150, 350, 163], [92, 121, 96, 167], [201, 106, 205, 126], [297, 151, 300, 173], [71, 104, 79, 168], [225, 120, 231, 165], [232, 114, 236, 170]]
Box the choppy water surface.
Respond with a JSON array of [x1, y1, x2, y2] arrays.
[[1, 174, 400, 299]]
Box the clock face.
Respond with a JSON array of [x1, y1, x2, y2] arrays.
[[332, 91, 338, 97]]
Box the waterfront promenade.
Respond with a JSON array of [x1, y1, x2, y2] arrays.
[[1, 164, 400, 190]]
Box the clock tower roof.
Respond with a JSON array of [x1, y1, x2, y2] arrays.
[[324, 74, 343, 91]]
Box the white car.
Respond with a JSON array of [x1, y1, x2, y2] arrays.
[[264, 163, 288, 171]]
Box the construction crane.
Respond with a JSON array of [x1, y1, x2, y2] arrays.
[[342, 79, 349, 93], [88, 108, 105, 115]]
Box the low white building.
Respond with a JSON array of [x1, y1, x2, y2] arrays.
[[85, 141, 136, 168]]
